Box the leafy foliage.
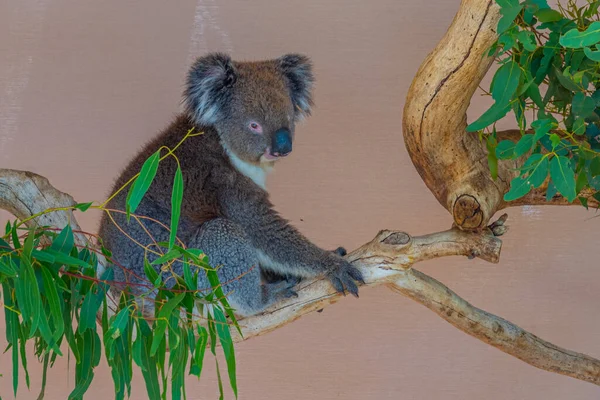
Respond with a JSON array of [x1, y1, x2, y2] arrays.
[[469, 0, 600, 205], [0, 128, 241, 399]]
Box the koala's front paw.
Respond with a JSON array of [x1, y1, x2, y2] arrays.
[[325, 256, 365, 298]]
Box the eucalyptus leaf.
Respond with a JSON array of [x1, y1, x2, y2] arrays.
[[491, 60, 522, 105], [169, 166, 184, 250], [496, 140, 516, 159], [498, 4, 524, 34], [126, 150, 161, 215], [572, 92, 596, 118], [517, 31, 537, 51], [535, 8, 563, 22], [529, 156, 549, 188], [504, 176, 532, 201], [515, 134, 535, 157], [466, 102, 511, 132], [573, 117, 586, 135], [586, 46, 600, 61], [559, 21, 600, 48], [550, 156, 577, 202]]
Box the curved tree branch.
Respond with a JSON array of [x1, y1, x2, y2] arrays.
[[1, 168, 599, 386], [402, 0, 597, 231]]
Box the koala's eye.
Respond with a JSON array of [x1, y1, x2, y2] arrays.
[[248, 121, 263, 134]]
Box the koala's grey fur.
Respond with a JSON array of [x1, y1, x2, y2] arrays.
[[98, 53, 363, 318]]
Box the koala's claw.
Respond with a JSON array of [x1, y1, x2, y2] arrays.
[[348, 266, 365, 285], [285, 275, 302, 287], [327, 263, 363, 298], [283, 287, 299, 298]]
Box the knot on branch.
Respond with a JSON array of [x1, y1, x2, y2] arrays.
[[380, 231, 411, 246], [453, 194, 484, 230]]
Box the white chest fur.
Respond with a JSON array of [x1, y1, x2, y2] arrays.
[[223, 144, 271, 190]]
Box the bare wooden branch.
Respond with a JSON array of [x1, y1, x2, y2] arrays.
[[1, 168, 599, 386], [403, 0, 503, 230], [390, 270, 600, 386]]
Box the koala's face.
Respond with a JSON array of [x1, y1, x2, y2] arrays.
[[183, 53, 314, 165]]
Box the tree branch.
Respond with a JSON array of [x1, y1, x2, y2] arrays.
[[1, 168, 598, 386], [390, 270, 600, 386], [402, 0, 597, 230]]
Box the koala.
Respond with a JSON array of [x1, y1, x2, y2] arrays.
[[98, 53, 364, 318]]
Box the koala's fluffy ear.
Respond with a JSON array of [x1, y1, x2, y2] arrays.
[[277, 54, 315, 119], [183, 53, 236, 125]]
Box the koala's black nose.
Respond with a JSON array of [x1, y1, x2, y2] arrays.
[[271, 128, 292, 157]]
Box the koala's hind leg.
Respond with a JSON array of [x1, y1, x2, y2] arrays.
[[191, 218, 297, 317]]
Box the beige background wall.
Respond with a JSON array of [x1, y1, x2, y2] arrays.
[[1, 0, 599, 398]]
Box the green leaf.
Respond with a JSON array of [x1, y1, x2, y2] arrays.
[[466, 102, 511, 132], [51, 225, 74, 255], [515, 134, 535, 157], [535, 35, 558, 83], [590, 157, 600, 176], [169, 166, 184, 250], [15, 256, 41, 338], [3, 281, 20, 396], [143, 258, 161, 288], [41, 266, 65, 342], [133, 320, 161, 400], [546, 180, 558, 200], [498, 4, 524, 34], [214, 307, 238, 398], [126, 150, 161, 215], [18, 323, 30, 389], [576, 170, 589, 194], [487, 148, 498, 180], [191, 326, 208, 377], [74, 202, 93, 212], [68, 330, 101, 400], [532, 117, 556, 140], [584, 46, 600, 61], [549, 133, 561, 149], [42, 248, 91, 268], [517, 31, 537, 51], [215, 358, 224, 400], [150, 292, 186, 356], [104, 307, 130, 359], [495, 140, 516, 160], [0, 237, 12, 253], [11, 225, 21, 249], [554, 67, 581, 91], [491, 60, 522, 105], [535, 8, 563, 22], [504, 175, 533, 201], [182, 259, 197, 291], [559, 21, 600, 48], [550, 156, 577, 202], [573, 117, 586, 135], [522, 153, 549, 188], [150, 248, 182, 265], [572, 92, 596, 118], [0, 255, 17, 277], [78, 283, 105, 334], [526, 83, 544, 108]]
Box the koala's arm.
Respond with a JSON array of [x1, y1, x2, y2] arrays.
[[217, 182, 363, 295]]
